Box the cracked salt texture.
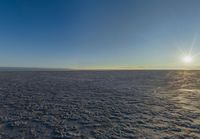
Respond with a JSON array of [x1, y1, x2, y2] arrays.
[[0, 71, 200, 138]]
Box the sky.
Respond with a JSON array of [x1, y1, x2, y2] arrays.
[[0, 0, 200, 69]]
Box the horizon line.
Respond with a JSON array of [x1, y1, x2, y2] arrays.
[[0, 66, 199, 71]]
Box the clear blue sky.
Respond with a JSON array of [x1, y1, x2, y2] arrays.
[[0, 0, 200, 69]]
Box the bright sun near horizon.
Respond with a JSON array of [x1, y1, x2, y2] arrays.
[[183, 55, 193, 64], [0, 0, 200, 69]]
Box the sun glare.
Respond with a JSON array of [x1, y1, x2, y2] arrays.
[[183, 55, 192, 63]]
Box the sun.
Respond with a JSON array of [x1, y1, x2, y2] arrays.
[[183, 55, 192, 63]]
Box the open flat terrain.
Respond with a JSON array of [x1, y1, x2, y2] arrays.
[[0, 71, 200, 138]]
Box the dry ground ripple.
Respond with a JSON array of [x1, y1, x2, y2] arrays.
[[0, 71, 199, 138]]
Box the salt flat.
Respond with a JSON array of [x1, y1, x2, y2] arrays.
[[0, 71, 200, 138]]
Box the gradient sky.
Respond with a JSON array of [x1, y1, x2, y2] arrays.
[[0, 0, 200, 69]]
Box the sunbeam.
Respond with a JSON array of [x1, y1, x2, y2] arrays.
[[178, 34, 200, 65]]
